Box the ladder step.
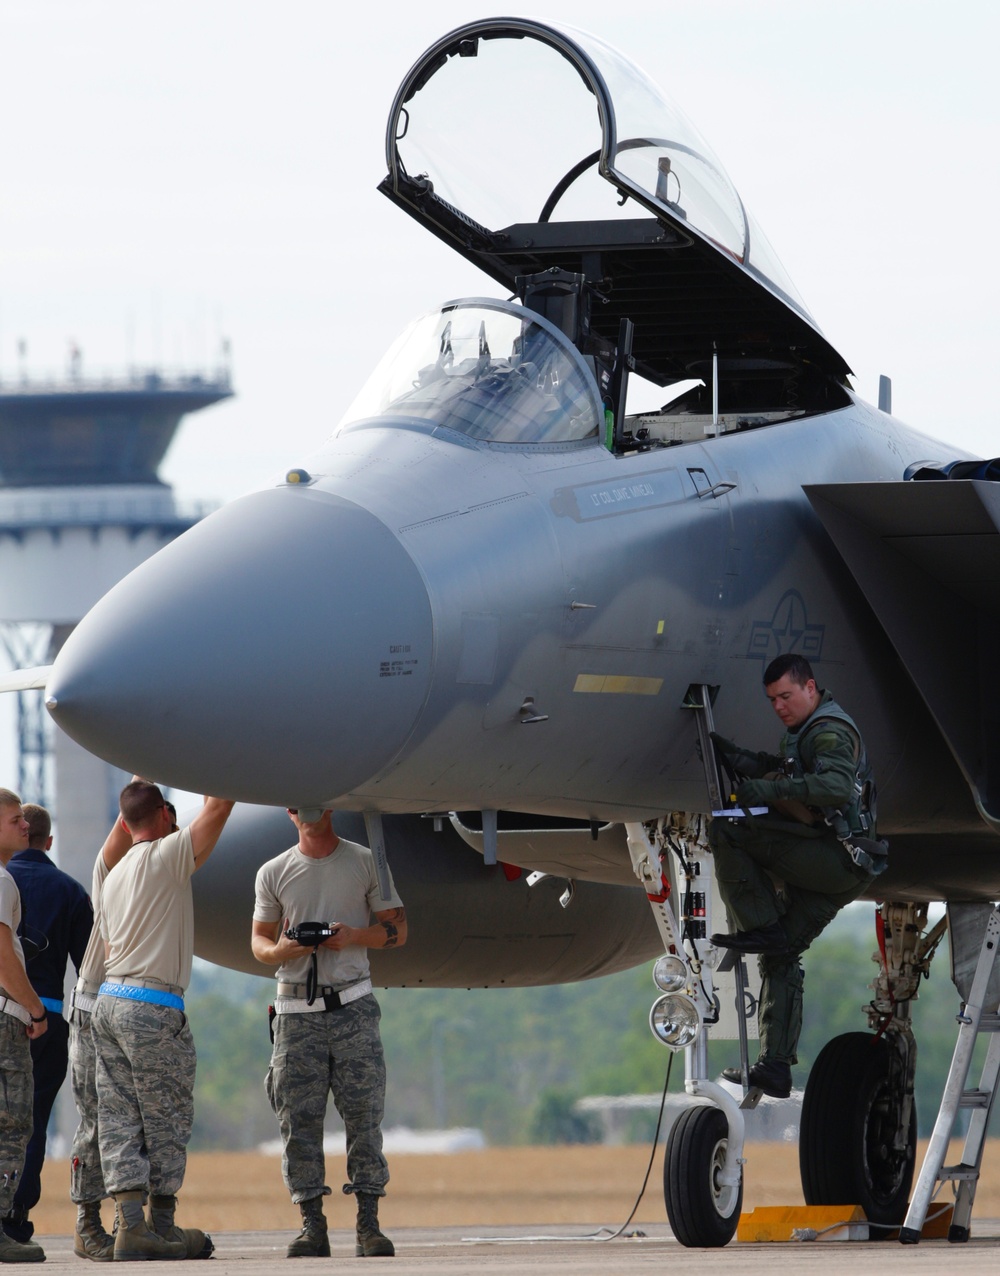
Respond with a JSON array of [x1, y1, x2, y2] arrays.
[[938, 1164, 980, 1182], [955, 1013, 1000, 1031], [958, 1090, 992, 1108]]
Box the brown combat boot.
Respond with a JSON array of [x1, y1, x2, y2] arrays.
[[286, 1196, 329, 1259], [112, 1191, 186, 1262], [148, 1194, 213, 1260], [74, 1201, 115, 1262], [355, 1193, 394, 1257]]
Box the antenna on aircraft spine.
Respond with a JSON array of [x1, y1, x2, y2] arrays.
[[711, 344, 719, 437]]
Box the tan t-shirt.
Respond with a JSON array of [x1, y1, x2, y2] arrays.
[[77, 851, 111, 994], [253, 837, 402, 989], [0, 864, 26, 1001], [100, 827, 196, 991]]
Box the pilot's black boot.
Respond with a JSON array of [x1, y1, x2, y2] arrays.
[[0, 1207, 43, 1265], [149, 1193, 214, 1259], [0, 1231, 45, 1264], [74, 1201, 115, 1262], [709, 921, 789, 955], [286, 1196, 329, 1259], [0, 1205, 31, 1245], [355, 1193, 395, 1257], [721, 1057, 792, 1099]]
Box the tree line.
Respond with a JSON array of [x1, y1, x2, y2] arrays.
[[184, 902, 991, 1149]]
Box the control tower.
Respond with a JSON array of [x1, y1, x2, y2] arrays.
[[0, 363, 232, 885]]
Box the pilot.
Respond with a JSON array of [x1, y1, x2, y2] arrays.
[[3, 804, 92, 1251], [0, 789, 48, 1264], [251, 808, 407, 1260], [92, 782, 234, 1261], [708, 653, 884, 1099], [65, 783, 146, 1260]]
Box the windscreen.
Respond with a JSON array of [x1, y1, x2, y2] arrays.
[[338, 300, 602, 445]]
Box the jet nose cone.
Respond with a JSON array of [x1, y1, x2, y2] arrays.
[[46, 487, 432, 803]]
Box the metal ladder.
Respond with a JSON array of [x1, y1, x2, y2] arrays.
[[683, 684, 759, 1105], [900, 905, 1000, 1244]]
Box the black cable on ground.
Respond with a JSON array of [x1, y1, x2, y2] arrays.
[[593, 1048, 674, 1241], [464, 1051, 675, 1244]]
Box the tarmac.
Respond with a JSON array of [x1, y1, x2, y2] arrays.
[[28, 1222, 1000, 1274]]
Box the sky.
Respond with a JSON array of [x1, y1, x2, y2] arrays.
[[0, 0, 998, 800], [1, 0, 997, 511]]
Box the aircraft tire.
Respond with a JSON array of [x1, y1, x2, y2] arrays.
[[799, 1031, 916, 1232], [663, 1103, 742, 1248]]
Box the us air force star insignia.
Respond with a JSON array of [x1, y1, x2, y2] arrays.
[[747, 589, 825, 664]]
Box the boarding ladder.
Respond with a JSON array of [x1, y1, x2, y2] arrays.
[[683, 686, 759, 1106], [900, 905, 1000, 1244]]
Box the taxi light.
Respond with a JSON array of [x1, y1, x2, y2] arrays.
[[649, 993, 700, 1051], [652, 954, 688, 993]]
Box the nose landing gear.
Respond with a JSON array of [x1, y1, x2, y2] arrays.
[[626, 816, 751, 1248]]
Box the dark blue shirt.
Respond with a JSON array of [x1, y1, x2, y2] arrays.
[[8, 848, 93, 1003]]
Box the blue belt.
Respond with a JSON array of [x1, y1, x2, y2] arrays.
[[99, 982, 184, 1011], [40, 997, 64, 1015]]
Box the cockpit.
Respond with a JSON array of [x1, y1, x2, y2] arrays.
[[370, 18, 852, 453], [339, 299, 601, 445]]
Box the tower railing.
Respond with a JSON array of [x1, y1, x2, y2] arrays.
[[0, 366, 232, 395]]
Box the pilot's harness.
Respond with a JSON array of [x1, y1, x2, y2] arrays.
[[781, 709, 889, 876]]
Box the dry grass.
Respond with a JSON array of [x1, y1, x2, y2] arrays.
[[29, 1140, 1000, 1235]]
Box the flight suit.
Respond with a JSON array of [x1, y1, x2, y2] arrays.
[[710, 691, 877, 1063]]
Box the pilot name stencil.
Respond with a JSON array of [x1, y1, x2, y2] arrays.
[[555, 468, 685, 522], [591, 481, 655, 507]]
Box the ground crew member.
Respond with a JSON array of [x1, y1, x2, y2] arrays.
[[92, 782, 234, 1261], [708, 654, 884, 1098], [0, 790, 48, 1264], [252, 808, 406, 1259], [2, 805, 92, 1249], [66, 795, 140, 1260]]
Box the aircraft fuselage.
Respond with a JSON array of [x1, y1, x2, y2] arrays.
[[47, 392, 980, 860]]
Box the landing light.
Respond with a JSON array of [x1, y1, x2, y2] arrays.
[[649, 993, 700, 1051], [652, 954, 688, 993]]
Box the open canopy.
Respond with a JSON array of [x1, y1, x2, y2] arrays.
[[380, 18, 850, 386]]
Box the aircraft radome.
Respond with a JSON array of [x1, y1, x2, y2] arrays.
[[21, 17, 1000, 1248]]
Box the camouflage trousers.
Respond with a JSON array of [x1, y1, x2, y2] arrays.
[[92, 995, 196, 1197], [710, 816, 871, 1064], [0, 1016, 32, 1217], [68, 1008, 106, 1204], [265, 995, 389, 1203]]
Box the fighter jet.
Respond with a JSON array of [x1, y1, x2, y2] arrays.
[[27, 16, 1000, 1248]]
